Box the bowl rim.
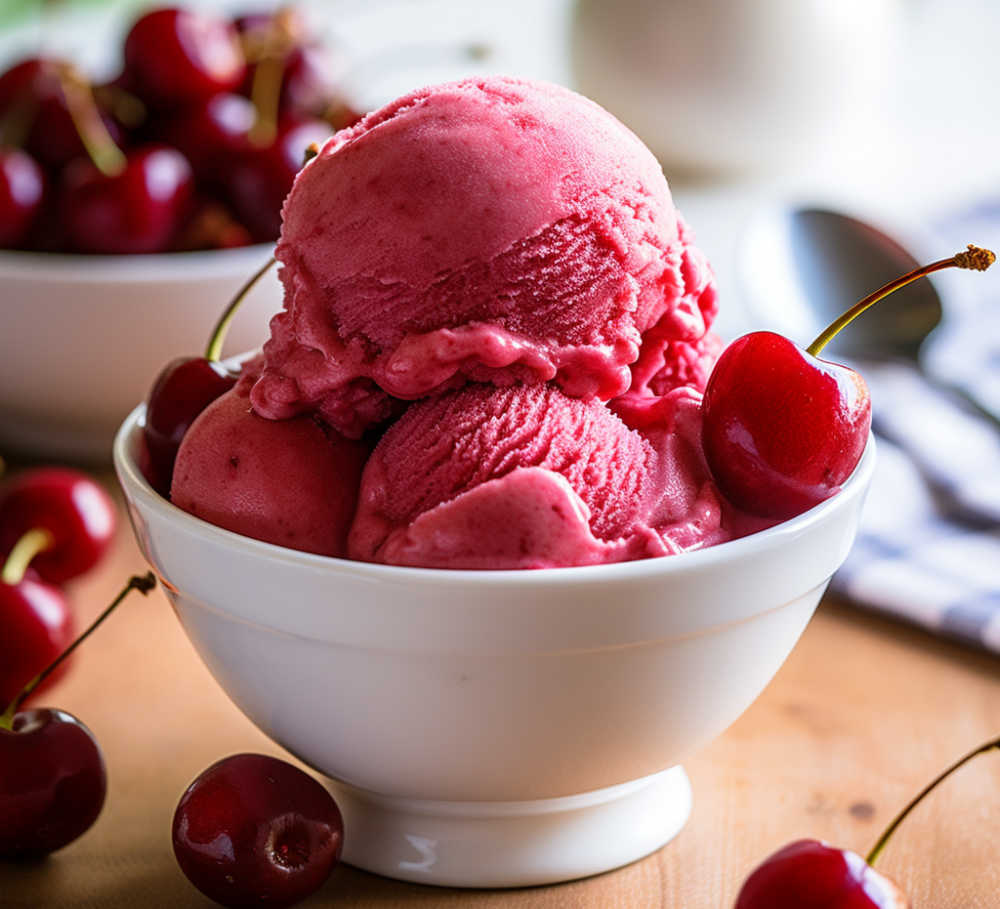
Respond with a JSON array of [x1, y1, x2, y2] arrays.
[[114, 400, 876, 587], [0, 242, 277, 283]]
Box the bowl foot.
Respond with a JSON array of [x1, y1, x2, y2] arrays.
[[328, 765, 692, 888]]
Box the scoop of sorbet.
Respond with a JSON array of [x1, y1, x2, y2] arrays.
[[250, 76, 717, 438]]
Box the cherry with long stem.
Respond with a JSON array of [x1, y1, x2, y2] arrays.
[[703, 245, 996, 520]]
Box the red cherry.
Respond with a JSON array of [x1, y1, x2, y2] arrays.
[[702, 331, 871, 519], [60, 144, 193, 254], [703, 245, 997, 520], [143, 357, 238, 495], [0, 58, 124, 170], [0, 147, 45, 248], [0, 708, 107, 859], [735, 839, 908, 908], [0, 577, 73, 711], [159, 92, 255, 181], [172, 753, 344, 908], [124, 8, 246, 110], [224, 117, 333, 241], [0, 468, 116, 585]]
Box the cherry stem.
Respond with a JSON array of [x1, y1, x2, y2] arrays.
[[0, 572, 156, 729], [205, 256, 276, 362], [806, 245, 996, 357], [58, 63, 126, 177], [247, 9, 298, 148], [866, 736, 1000, 866], [1, 528, 54, 585]]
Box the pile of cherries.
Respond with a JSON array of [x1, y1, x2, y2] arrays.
[[0, 5, 360, 254]]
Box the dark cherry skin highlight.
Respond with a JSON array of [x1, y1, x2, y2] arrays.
[[172, 753, 344, 908], [0, 148, 45, 247]]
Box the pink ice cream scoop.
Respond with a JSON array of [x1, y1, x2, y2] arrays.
[[171, 374, 369, 557], [348, 383, 757, 570], [250, 76, 717, 438]]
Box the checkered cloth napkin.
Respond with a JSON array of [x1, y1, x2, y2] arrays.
[[829, 205, 1000, 651]]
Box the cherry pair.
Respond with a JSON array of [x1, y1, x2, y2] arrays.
[[0, 467, 117, 710]]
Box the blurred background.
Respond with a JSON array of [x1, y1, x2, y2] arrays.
[[1, 0, 999, 643]]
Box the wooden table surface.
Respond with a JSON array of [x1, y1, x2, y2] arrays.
[[3, 473, 1000, 908]]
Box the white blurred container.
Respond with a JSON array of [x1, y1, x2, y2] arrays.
[[571, 0, 901, 176], [0, 246, 280, 463]]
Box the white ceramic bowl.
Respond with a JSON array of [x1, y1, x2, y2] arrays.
[[114, 406, 875, 888], [0, 245, 282, 463]]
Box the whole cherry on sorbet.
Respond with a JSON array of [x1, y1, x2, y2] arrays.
[[0, 147, 45, 248], [703, 245, 996, 520], [0, 467, 116, 585], [60, 144, 194, 254], [172, 753, 344, 908], [0, 573, 155, 859], [123, 7, 246, 110], [143, 255, 275, 494]]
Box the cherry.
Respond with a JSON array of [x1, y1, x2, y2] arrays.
[[703, 245, 996, 520], [735, 839, 908, 908], [60, 144, 194, 254], [123, 8, 246, 110], [235, 9, 350, 123], [0, 573, 155, 859], [0, 467, 116, 585], [0, 708, 106, 859], [0, 576, 73, 711], [143, 256, 275, 494], [172, 753, 344, 909], [0, 147, 45, 248], [735, 731, 1000, 907], [159, 92, 255, 181], [0, 58, 124, 171], [224, 117, 333, 241]]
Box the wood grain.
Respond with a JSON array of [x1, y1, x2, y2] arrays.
[[3, 477, 999, 907]]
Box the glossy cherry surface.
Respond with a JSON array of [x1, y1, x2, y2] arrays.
[[224, 117, 332, 241], [60, 144, 193, 253], [124, 7, 246, 109], [0, 468, 117, 585], [0, 147, 45, 248], [172, 753, 343, 908], [0, 708, 107, 859], [160, 92, 255, 181], [702, 331, 871, 520], [735, 839, 908, 908], [0, 578, 73, 711], [143, 356, 238, 495]]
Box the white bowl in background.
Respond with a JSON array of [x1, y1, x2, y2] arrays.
[[114, 404, 875, 888], [0, 245, 281, 463]]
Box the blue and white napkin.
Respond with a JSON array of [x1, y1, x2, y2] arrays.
[[829, 206, 1000, 652]]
